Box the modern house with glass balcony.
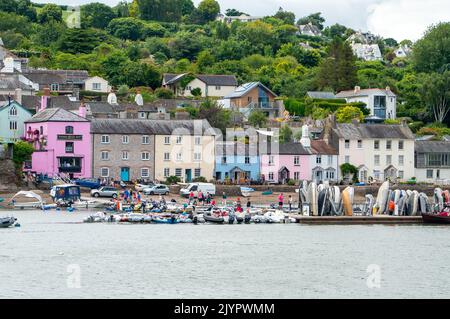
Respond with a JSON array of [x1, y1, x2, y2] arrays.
[[23, 103, 92, 179], [336, 86, 397, 120], [415, 140, 450, 183], [220, 82, 283, 119]]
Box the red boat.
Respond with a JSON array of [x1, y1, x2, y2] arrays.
[[422, 207, 450, 224]]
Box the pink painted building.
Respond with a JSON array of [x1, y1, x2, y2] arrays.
[[24, 103, 92, 179], [260, 142, 311, 184]]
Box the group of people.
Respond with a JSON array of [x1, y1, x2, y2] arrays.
[[188, 190, 214, 206]]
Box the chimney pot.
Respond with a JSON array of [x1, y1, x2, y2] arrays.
[[354, 86, 361, 93]]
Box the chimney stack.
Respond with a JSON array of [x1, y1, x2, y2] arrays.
[[300, 125, 311, 148], [354, 86, 361, 94], [385, 86, 390, 92], [78, 102, 86, 118], [40, 87, 50, 112], [134, 90, 144, 106], [107, 90, 118, 105], [14, 88, 22, 105]]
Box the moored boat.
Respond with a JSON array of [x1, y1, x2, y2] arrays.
[[421, 212, 450, 224], [0, 216, 17, 228]]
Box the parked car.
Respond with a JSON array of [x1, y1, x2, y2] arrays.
[[74, 178, 101, 189], [180, 183, 216, 198], [135, 182, 154, 191], [90, 187, 119, 199], [143, 184, 170, 195]]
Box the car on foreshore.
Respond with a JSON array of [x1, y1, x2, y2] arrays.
[[74, 178, 101, 189], [135, 183, 155, 191], [90, 187, 119, 199], [143, 184, 170, 195]]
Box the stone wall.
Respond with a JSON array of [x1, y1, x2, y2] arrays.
[[0, 159, 19, 191]]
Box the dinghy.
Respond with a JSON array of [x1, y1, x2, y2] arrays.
[[9, 191, 44, 209], [342, 186, 354, 216], [374, 181, 389, 215], [0, 216, 17, 228], [240, 187, 255, 197]]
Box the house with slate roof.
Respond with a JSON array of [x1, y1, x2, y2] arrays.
[[162, 73, 238, 98], [23, 102, 92, 179], [336, 86, 397, 120], [415, 140, 450, 183], [90, 119, 216, 183], [329, 122, 415, 183]]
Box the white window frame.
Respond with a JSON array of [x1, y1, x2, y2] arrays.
[[122, 135, 129, 144], [374, 155, 380, 166], [100, 167, 109, 177], [195, 136, 201, 145], [175, 168, 182, 177], [399, 155, 404, 166], [294, 172, 300, 180], [176, 136, 182, 144], [294, 156, 300, 166], [92, 82, 102, 91], [122, 151, 129, 161], [176, 153, 182, 162], [101, 151, 109, 161], [141, 152, 150, 161], [164, 152, 170, 161], [9, 121, 17, 130], [386, 155, 392, 165], [141, 168, 150, 178], [194, 168, 201, 177], [164, 136, 171, 145], [142, 135, 149, 144], [164, 168, 170, 177], [101, 135, 110, 144], [9, 106, 17, 116], [194, 152, 202, 162]]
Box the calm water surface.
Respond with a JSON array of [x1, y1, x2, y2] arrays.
[[0, 210, 449, 299]]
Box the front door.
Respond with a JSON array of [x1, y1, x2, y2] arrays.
[[185, 169, 192, 182], [120, 167, 130, 182]]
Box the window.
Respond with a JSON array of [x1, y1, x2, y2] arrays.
[[399, 140, 404, 150], [374, 95, 386, 108], [141, 168, 149, 178], [426, 153, 450, 167], [269, 155, 275, 166], [122, 151, 129, 160], [399, 155, 404, 166], [194, 152, 202, 161], [326, 170, 335, 180], [164, 152, 170, 161], [374, 155, 380, 166], [175, 168, 182, 177], [100, 168, 109, 177], [386, 155, 392, 165], [398, 170, 404, 179], [9, 121, 17, 130], [221, 157, 227, 164], [373, 170, 380, 179], [386, 140, 392, 150], [142, 135, 149, 144], [164, 168, 170, 177], [215, 86, 221, 90], [195, 136, 201, 145], [357, 140, 362, 148], [345, 140, 350, 149], [101, 151, 109, 160], [92, 83, 101, 91], [122, 135, 129, 144], [316, 156, 322, 164], [101, 135, 110, 144], [65, 142, 74, 153], [9, 106, 17, 116], [40, 126, 43, 135], [164, 136, 170, 145], [194, 168, 201, 177], [268, 172, 274, 180], [50, 83, 59, 91], [437, 169, 440, 179], [139, 112, 146, 119], [65, 126, 73, 134], [176, 153, 182, 161], [245, 157, 250, 164], [374, 140, 380, 150], [176, 136, 182, 144], [327, 156, 332, 165], [294, 156, 300, 166], [294, 172, 300, 180], [345, 156, 350, 164], [141, 152, 150, 161], [427, 170, 433, 179]]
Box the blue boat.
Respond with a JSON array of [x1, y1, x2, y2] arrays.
[[152, 217, 179, 224]]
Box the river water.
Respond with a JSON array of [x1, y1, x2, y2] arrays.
[[0, 210, 449, 299]]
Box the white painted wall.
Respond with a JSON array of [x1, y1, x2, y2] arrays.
[[84, 76, 111, 93]]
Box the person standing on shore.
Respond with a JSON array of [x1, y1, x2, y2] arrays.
[[278, 193, 284, 209], [246, 198, 251, 209], [189, 191, 194, 205], [288, 195, 293, 211], [222, 192, 227, 206]]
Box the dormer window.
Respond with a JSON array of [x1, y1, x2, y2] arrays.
[[50, 83, 59, 91]]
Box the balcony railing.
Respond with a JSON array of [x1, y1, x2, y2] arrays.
[[59, 166, 82, 173]]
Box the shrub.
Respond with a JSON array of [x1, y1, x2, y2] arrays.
[[193, 176, 207, 183], [166, 176, 181, 184], [13, 141, 34, 170], [154, 87, 174, 99], [384, 119, 401, 125], [287, 179, 296, 186]]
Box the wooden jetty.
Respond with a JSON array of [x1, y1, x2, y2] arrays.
[[289, 215, 423, 225]]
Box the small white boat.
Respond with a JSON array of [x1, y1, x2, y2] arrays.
[[9, 191, 44, 209], [0, 216, 17, 228], [240, 187, 255, 197], [263, 210, 286, 223]]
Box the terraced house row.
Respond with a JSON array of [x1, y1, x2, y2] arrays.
[[2, 97, 450, 184]]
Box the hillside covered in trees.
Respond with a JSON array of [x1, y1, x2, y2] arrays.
[[0, 0, 449, 131]]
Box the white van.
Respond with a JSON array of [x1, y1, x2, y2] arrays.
[[180, 183, 216, 198]]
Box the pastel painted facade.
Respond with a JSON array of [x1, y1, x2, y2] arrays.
[[84, 76, 111, 93], [415, 141, 450, 183], [260, 143, 310, 184], [336, 87, 397, 120], [162, 73, 237, 98], [309, 140, 339, 184], [215, 142, 260, 183], [24, 106, 92, 178], [0, 100, 32, 145], [330, 123, 415, 183]]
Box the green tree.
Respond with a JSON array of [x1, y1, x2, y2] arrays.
[[273, 8, 295, 25], [0, 0, 16, 13], [196, 0, 220, 23], [323, 23, 348, 39], [279, 124, 293, 143], [413, 22, 450, 73], [336, 105, 364, 123], [198, 99, 231, 134], [107, 17, 144, 40], [13, 141, 34, 170], [421, 71, 450, 123], [37, 4, 63, 24], [123, 62, 162, 88], [16, 0, 37, 22], [317, 38, 357, 91], [297, 12, 325, 30], [114, 1, 130, 17], [155, 87, 174, 99], [58, 28, 104, 54], [180, 0, 195, 16], [248, 110, 268, 128], [81, 2, 117, 29], [225, 8, 246, 16], [137, 0, 183, 22]]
